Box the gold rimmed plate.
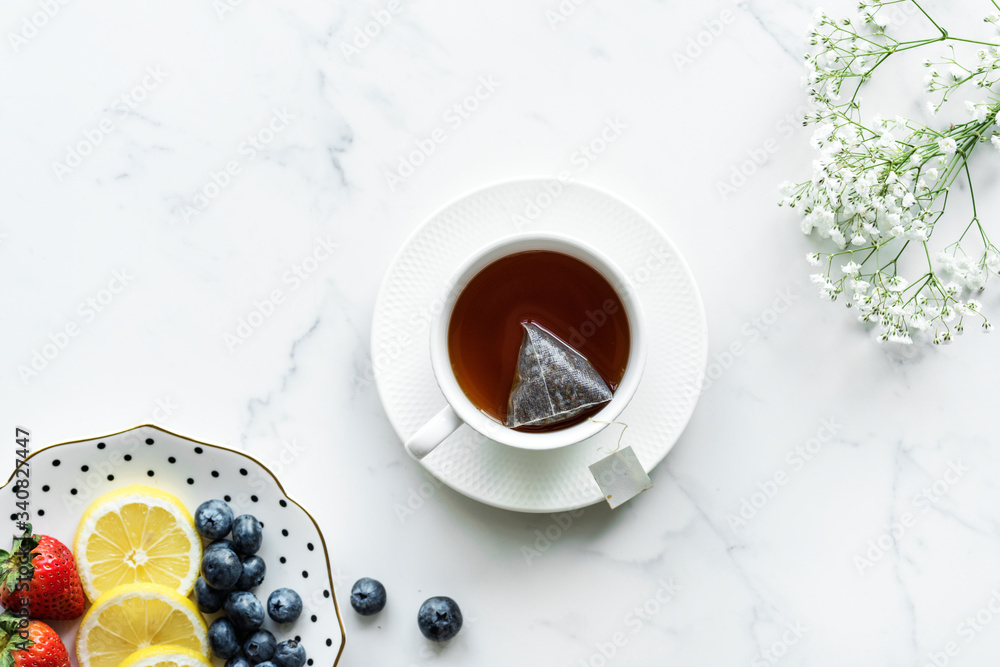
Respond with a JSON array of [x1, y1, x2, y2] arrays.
[[1, 425, 345, 667]]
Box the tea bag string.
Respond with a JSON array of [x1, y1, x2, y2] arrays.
[[591, 420, 628, 456]]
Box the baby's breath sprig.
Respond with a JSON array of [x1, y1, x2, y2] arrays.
[[781, 0, 1000, 344]]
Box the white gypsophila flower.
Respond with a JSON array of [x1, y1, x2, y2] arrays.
[[842, 261, 862, 275], [995, 109, 1000, 124], [886, 275, 908, 291], [878, 131, 898, 149], [966, 101, 989, 122], [787, 3, 1000, 346]]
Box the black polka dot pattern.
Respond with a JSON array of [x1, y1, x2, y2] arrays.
[[13, 428, 343, 661]]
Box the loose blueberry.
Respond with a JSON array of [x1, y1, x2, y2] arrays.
[[242, 629, 277, 664], [350, 578, 386, 616], [272, 641, 306, 667], [209, 617, 241, 660], [232, 514, 264, 555], [225, 590, 266, 633], [195, 576, 226, 613], [226, 657, 251, 667], [267, 588, 303, 624], [417, 596, 463, 642], [237, 555, 267, 590], [202, 547, 243, 590], [195, 499, 234, 540], [255, 663, 277, 667]]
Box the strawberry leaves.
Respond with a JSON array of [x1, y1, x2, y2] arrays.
[[0, 526, 38, 596]]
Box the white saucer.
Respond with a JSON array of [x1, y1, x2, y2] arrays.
[[371, 179, 707, 512]]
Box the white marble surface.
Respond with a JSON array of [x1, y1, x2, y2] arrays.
[[3, 0, 1000, 665]]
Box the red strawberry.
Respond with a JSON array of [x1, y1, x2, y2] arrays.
[[0, 611, 69, 667], [0, 526, 84, 621]]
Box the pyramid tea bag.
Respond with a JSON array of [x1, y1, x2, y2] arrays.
[[506, 322, 613, 429]]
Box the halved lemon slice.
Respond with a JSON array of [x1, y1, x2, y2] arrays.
[[76, 583, 209, 667], [117, 645, 212, 667], [74, 484, 201, 600]]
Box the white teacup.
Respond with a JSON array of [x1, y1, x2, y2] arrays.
[[404, 232, 647, 460]]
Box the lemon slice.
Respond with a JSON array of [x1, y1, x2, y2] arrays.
[[76, 583, 209, 667], [117, 645, 212, 667], [74, 484, 201, 600]]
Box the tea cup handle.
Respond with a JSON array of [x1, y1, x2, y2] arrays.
[[404, 405, 464, 460]]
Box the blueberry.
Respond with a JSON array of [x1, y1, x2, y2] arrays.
[[209, 617, 241, 660], [202, 547, 243, 590], [417, 596, 463, 642], [237, 555, 266, 590], [225, 590, 265, 633], [226, 657, 251, 667], [242, 629, 276, 664], [266, 588, 302, 624], [271, 640, 306, 667], [205, 539, 237, 554], [350, 578, 386, 616], [195, 499, 234, 540], [232, 514, 263, 555], [255, 663, 277, 667], [195, 576, 226, 613]]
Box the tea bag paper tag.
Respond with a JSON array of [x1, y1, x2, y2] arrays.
[[588, 446, 652, 509]]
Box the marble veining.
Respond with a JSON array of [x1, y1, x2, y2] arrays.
[[3, 0, 1000, 665]]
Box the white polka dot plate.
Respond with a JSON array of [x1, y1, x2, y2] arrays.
[[371, 179, 708, 512], [1, 424, 345, 666]]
